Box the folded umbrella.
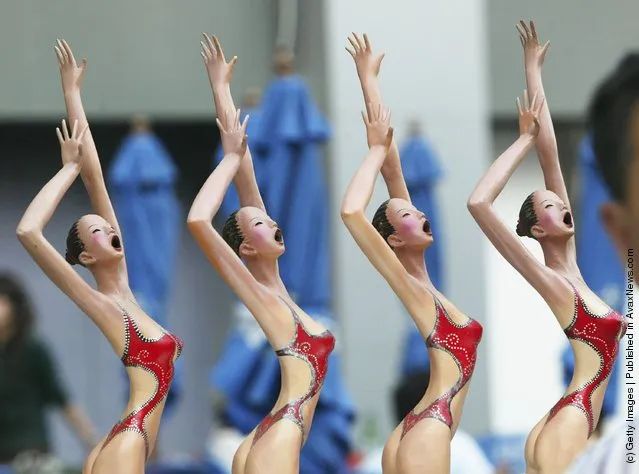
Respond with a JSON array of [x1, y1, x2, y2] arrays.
[[107, 122, 182, 412]]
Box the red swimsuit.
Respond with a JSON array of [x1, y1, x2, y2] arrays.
[[101, 307, 183, 457], [252, 299, 335, 445], [546, 282, 627, 436], [402, 295, 483, 437]]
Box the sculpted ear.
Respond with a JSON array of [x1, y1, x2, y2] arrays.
[[78, 251, 95, 267], [387, 234, 403, 249], [239, 242, 257, 258], [530, 224, 545, 240]]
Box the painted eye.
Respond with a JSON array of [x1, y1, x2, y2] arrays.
[[255, 222, 263, 226], [92, 229, 100, 233], [402, 213, 410, 217], [545, 204, 552, 209]]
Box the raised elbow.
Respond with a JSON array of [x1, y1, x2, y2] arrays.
[[16, 225, 39, 243], [466, 198, 488, 215], [186, 215, 205, 229], [340, 207, 363, 222], [187, 212, 215, 235]]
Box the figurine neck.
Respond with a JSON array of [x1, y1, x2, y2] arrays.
[[395, 246, 432, 286], [540, 238, 579, 276], [246, 257, 287, 294], [91, 262, 129, 296]]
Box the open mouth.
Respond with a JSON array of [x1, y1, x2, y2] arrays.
[[274, 229, 283, 243], [563, 212, 573, 228], [423, 220, 432, 234], [111, 235, 122, 250]]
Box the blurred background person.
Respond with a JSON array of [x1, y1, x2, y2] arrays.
[[0, 273, 96, 466], [565, 51, 639, 474]]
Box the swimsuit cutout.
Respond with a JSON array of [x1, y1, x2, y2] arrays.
[[101, 305, 183, 457], [252, 298, 335, 445], [402, 294, 483, 438], [546, 281, 627, 436]]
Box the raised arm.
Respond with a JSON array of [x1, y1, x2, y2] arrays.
[[187, 111, 275, 314], [55, 40, 128, 281], [16, 121, 113, 322], [346, 33, 410, 202], [517, 22, 569, 208], [467, 93, 567, 307], [201, 34, 264, 211], [341, 105, 422, 313]]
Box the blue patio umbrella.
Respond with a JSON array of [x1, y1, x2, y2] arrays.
[[107, 126, 182, 411], [251, 75, 331, 306], [398, 133, 444, 376], [254, 73, 354, 473], [209, 73, 355, 473], [560, 134, 626, 417]]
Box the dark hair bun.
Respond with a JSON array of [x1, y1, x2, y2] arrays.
[[65, 251, 77, 266], [515, 220, 526, 237]]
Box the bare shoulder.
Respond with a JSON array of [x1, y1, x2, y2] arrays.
[[402, 281, 438, 325], [535, 268, 577, 319], [83, 292, 129, 339]]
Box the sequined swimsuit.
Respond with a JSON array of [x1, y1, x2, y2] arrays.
[[402, 294, 483, 437], [546, 281, 626, 436], [252, 299, 335, 445], [101, 306, 183, 457]]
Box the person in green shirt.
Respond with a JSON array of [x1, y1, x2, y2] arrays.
[[0, 273, 96, 464]]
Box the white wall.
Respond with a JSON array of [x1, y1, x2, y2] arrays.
[[486, 131, 566, 433], [489, 0, 639, 116], [322, 0, 492, 438], [0, 0, 277, 118]]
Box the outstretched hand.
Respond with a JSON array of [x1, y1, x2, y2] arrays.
[[517, 90, 544, 137], [217, 109, 248, 157], [362, 103, 393, 149], [516, 20, 549, 69], [57, 119, 89, 166], [55, 39, 87, 92], [346, 33, 385, 78], [201, 33, 238, 85]]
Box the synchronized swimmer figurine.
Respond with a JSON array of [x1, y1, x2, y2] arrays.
[[467, 21, 627, 473], [187, 35, 335, 474], [16, 40, 183, 474], [341, 34, 483, 474]]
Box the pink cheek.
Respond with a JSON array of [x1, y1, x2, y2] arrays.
[[539, 212, 555, 226], [90, 233, 107, 247], [252, 226, 272, 242], [398, 218, 420, 233]]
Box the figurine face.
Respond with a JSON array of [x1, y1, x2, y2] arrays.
[[530, 190, 575, 240], [237, 206, 285, 259], [385, 198, 433, 249], [77, 214, 124, 267]]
